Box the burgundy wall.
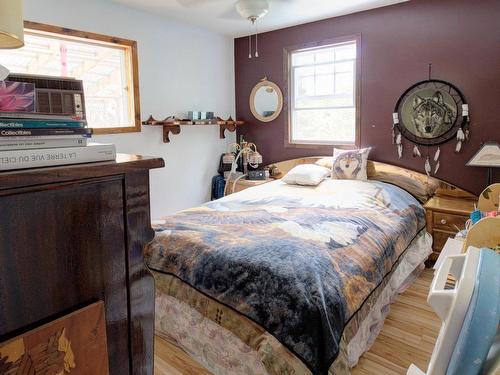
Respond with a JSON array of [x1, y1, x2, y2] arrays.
[[235, 0, 499, 195]]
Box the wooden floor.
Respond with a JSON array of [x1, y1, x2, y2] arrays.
[[154, 269, 439, 375]]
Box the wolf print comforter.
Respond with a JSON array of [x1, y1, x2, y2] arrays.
[[146, 179, 426, 374]]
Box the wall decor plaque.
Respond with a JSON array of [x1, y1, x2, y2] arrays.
[[0, 302, 109, 375]]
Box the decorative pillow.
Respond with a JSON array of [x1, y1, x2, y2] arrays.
[[282, 164, 331, 186], [331, 147, 371, 180]]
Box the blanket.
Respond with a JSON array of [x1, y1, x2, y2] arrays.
[[146, 179, 426, 374]]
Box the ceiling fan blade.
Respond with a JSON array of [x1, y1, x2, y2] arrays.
[[218, 7, 244, 20]]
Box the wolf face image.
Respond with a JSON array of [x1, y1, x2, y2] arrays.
[[412, 91, 455, 138], [334, 152, 362, 179]]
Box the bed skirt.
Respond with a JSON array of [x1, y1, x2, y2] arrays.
[[154, 230, 432, 375]]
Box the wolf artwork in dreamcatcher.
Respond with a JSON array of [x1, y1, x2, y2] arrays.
[[391, 75, 470, 177]]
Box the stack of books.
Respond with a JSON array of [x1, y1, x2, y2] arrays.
[[0, 114, 116, 171]]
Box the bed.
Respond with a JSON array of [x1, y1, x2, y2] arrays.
[[145, 159, 470, 375]]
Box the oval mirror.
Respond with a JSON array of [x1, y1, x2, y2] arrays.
[[249, 79, 283, 123]]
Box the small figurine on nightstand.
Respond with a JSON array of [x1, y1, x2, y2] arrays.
[[267, 164, 283, 179]]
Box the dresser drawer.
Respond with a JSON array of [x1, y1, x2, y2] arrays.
[[433, 212, 468, 232]]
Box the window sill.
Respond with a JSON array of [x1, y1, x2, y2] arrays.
[[285, 141, 357, 150], [92, 125, 141, 135]]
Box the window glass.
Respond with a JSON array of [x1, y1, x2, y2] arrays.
[[289, 40, 357, 145], [0, 26, 138, 133]]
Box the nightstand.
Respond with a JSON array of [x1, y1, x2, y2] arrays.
[[226, 177, 274, 195], [424, 196, 476, 265]]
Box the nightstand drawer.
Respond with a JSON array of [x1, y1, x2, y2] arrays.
[[424, 195, 476, 267], [432, 230, 454, 251], [433, 212, 468, 232]]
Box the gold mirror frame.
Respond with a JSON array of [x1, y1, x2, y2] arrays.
[[249, 78, 283, 123]]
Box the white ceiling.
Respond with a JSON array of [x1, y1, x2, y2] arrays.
[[109, 0, 408, 37]]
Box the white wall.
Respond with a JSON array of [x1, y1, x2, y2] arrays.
[[24, 0, 236, 217]]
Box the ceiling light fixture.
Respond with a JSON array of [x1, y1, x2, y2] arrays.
[[235, 0, 269, 59]]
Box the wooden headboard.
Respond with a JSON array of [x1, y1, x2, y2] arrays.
[[266, 157, 476, 203]]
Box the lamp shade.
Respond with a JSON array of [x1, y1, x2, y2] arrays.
[[248, 150, 262, 165], [466, 142, 500, 168], [222, 153, 235, 164], [0, 0, 24, 49]]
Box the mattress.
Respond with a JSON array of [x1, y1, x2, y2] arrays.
[[147, 179, 432, 374]]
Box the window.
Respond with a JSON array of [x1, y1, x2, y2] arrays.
[[0, 21, 140, 134], [286, 36, 359, 146]]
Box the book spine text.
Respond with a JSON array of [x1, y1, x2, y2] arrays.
[[0, 145, 116, 171], [0, 120, 86, 129], [0, 138, 88, 151]]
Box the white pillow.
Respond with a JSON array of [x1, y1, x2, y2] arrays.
[[282, 164, 331, 186], [331, 147, 371, 180]]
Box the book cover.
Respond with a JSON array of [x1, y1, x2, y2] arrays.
[[0, 112, 85, 121], [0, 134, 90, 141], [0, 143, 116, 171], [0, 119, 86, 129], [0, 81, 36, 113], [0, 137, 88, 151], [0, 128, 92, 137]]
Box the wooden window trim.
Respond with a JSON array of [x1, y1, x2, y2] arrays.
[[283, 34, 361, 150], [23, 21, 141, 135]]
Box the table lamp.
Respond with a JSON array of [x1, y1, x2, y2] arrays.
[[0, 0, 25, 80], [223, 142, 261, 196], [466, 141, 500, 185]]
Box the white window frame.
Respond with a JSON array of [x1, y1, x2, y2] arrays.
[[285, 35, 360, 148]]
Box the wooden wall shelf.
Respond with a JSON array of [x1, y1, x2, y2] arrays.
[[142, 116, 244, 143]]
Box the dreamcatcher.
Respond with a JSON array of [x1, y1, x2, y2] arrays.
[[392, 65, 470, 176]]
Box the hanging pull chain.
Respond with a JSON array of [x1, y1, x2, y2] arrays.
[[248, 34, 252, 59], [255, 20, 259, 58], [248, 20, 252, 59]]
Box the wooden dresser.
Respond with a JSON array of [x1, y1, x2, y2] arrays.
[[424, 196, 476, 264], [0, 154, 164, 375]]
